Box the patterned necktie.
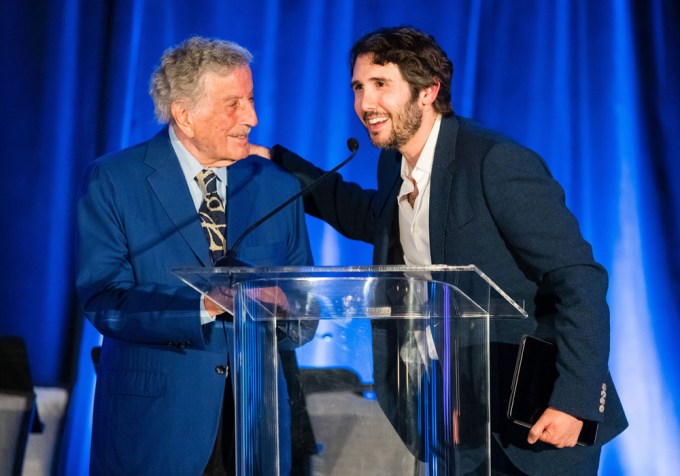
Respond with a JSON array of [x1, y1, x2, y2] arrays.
[[195, 169, 226, 263]]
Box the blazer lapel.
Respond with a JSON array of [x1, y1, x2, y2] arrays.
[[375, 151, 403, 265], [145, 129, 210, 266], [429, 116, 459, 264], [224, 159, 258, 248]]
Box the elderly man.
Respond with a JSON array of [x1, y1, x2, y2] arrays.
[[77, 36, 313, 475]]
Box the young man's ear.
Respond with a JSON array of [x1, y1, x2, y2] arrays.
[[420, 80, 441, 107]]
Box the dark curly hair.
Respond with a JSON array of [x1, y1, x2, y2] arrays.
[[350, 26, 454, 117]]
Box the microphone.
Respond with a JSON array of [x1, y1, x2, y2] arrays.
[[216, 138, 360, 267]]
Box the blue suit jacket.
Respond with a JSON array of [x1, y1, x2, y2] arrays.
[[76, 128, 313, 475], [273, 115, 628, 474]]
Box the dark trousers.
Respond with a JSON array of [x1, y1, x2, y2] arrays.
[[203, 376, 235, 476], [490, 441, 602, 476]]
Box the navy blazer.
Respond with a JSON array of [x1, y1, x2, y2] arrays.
[[76, 128, 313, 475], [273, 115, 627, 473]]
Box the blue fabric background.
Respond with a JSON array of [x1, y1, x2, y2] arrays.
[[1, 1, 677, 474]]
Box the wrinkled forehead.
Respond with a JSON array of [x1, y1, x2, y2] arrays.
[[198, 63, 249, 84], [193, 65, 252, 96]]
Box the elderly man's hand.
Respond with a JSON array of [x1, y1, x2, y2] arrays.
[[246, 286, 290, 316], [205, 286, 235, 317]]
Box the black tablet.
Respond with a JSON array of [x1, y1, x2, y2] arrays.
[[507, 335, 597, 446]]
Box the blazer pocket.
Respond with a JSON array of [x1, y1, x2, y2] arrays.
[[103, 369, 166, 397], [445, 212, 478, 233], [239, 241, 287, 265]]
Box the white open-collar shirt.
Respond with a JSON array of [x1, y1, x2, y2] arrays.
[[397, 115, 442, 266]]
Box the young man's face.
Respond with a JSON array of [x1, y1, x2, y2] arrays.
[[180, 66, 258, 167], [351, 54, 422, 150]]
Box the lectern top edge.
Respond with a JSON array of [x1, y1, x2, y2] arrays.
[[173, 264, 529, 319]]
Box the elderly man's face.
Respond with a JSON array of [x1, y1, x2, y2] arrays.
[[182, 66, 258, 167]]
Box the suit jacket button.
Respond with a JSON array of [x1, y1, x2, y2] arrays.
[[215, 365, 227, 375], [599, 404, 605, 413]]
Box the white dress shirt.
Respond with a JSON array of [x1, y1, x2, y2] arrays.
[[396, 115, 442, 364], [397, 115, 442, 266], [169, 125, 227, 206], [169, 125, 227, 324]]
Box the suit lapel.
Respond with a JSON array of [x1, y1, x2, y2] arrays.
[[145, 129, 210, 266], [225, 159, 257, 247], [429, 116, 459, 264], [376, 151, 403, 265]]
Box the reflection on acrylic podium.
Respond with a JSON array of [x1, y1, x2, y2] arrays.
[[175, 265, 526, 476]]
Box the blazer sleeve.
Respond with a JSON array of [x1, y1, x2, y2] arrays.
[[482, 142, 610, 423], [76, 161, 209, 349], [271, 145, 380, 244]]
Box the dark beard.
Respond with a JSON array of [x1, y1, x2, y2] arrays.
[[370, 98, 423, 150]]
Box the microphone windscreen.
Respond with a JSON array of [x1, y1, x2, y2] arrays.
[[347, 138, 359, 153]]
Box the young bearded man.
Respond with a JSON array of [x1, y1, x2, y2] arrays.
[[253, 26, 628, 475]]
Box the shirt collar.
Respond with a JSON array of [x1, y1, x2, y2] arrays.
[[169, 125, 227, 184], [400, 114, 442, 180]]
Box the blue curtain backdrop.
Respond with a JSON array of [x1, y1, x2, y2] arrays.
[[1, 0, 678, 474]]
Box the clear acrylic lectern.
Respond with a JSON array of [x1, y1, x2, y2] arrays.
[[174, 265, 527, 476]]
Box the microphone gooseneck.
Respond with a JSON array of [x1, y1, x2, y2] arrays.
[[216, 139, 360, 267]]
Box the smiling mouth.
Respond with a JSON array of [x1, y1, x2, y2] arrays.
[[231, 127, 252, 139], [364, 114, 389, 132], [365, 112, 388, 121]]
